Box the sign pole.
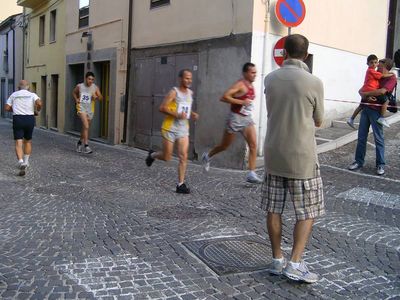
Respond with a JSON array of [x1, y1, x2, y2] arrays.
[[288, 27, 291, 35]]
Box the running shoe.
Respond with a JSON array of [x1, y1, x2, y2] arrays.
[[146, 150, 155, 167], [84, 145, 93, 154], [376, 165, 385, 176], [176, 183, 190, 194], [76, 141, 82, 153], [283, 260, 319, 283], [19, 163, 27, 176], [201, 152, 210, 172], [246, 171, 263, 184], [265, 257, 287, 275], [348, 162, 362, 171]]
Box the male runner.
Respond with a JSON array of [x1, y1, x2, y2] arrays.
[[5, 80, 42, 176], [72, 71, 103, 154], [201, 62, 262, 183], [145, 69, 199, 194]]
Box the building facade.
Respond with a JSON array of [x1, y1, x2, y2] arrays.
[[0, 13, 23, 118], [18, 0, 66, 131], [126, 0, 393, 169], [64, 0, 130, 144]]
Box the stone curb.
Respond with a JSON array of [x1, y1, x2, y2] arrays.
[[317, 113, 400, 154]]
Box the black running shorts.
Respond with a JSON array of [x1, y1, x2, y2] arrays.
[[13, 115, 35, 140]]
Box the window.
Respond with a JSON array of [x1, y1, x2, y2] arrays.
[[39, 15, 45, 46], [50, 10, 56, 42], [150, 0, 170, 9], [79, 0, 89, 28]]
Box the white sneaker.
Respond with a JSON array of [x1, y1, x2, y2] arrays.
[[283, 260, 320, 283], [265, 257, 287, 275], [377, 117, 390, 128], [84, 145, 93, 154], [201, 152, 210, 172], [246, 171, 263, 184]]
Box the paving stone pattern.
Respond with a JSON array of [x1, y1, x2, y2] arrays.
[[0, 119, 399, 300]]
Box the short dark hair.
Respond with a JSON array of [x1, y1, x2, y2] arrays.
[[242, 62, 255, 73], [367, 54, 378, 64], [284, 34, 309, 59], [379, 58, 394, 71], [85, 71, 95, 78], [178, 69, 192, 78]]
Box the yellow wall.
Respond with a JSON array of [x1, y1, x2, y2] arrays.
[[132, 0, 254, 48], [24, 0, 66, 131], [253, 0, 389, 57]]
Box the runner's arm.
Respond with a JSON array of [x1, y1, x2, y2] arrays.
[[93, 87, 103, 101], [35, 98, 42, 112], [5, 95, 13, 111], [72, 85, 80, 103], [159, 89, 184, 119], [220, 82, 251, 106]]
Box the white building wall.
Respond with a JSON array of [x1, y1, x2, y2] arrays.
[[251, 32, 367, 154]]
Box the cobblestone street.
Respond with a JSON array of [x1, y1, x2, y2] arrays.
[[0, 119, 399, 300]]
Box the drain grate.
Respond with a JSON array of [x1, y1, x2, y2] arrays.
[[147, 205, 216, 220], [183, 235, 271, 275]]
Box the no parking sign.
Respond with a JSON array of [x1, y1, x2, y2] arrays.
[[275, 0, 306, 27]]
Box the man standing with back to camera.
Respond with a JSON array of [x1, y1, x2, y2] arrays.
[[262, 34, 325, 283]]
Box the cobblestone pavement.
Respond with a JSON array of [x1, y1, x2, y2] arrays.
[[0, 118, 399, 300]]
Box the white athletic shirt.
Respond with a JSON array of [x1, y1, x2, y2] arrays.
[[6, 89, 40, 115]]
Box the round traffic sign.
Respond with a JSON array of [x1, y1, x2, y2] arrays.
[[273, 36, 287, 67], [275, 0, 306, 27]]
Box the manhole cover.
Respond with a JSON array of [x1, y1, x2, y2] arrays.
[[183, 236, 271, 275], [34, 184, 84, 196], [147, 205, 215, 220]]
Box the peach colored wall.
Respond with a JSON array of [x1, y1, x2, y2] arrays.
[[252, 0, 389, 57]]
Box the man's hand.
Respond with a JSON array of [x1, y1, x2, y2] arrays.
[[242, 99, 252, 106], [177, 112, 187, 119], [368, 96, 377, 102]]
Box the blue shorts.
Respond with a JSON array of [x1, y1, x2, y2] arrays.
[[13, 115, 35, 140]]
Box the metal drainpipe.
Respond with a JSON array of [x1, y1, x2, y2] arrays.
[[257, 0, 271, 156], [122, 0, 133, 144], [11, 18, 16, 91]]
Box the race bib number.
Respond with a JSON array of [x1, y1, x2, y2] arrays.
[[80, 92, 91, 103], [239, 102, 253, 116], [177, 103, 191, 119]]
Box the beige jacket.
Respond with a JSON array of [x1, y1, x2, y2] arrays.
[[264, 59, 324, 179]]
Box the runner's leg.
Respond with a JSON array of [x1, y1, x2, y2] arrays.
[[176, 136, 189, 184], [208, 130, 235, 158], [242, 125, 257, 170]]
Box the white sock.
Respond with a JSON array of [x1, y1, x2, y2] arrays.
[[18, 159, 23, 163], [273, 257, 285, 263], [23, 155, 30, 165], [178, 182, 184, 186], [289, 261, 300, 268], [150, 152, 157, 159]]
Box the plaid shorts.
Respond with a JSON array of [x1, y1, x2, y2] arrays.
[[261, 173, 325, 221]]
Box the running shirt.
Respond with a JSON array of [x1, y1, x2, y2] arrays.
[[161, 87, 193, 134], [76, 83, 98, 114], [6, 89, 39, 115], [230, 80, 255, 116]]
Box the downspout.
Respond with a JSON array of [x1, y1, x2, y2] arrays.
[[22, 8, 25, 79], [122, 0, 133, 143], [11, 18, 16, 91], [257, 0, 271, 156]]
